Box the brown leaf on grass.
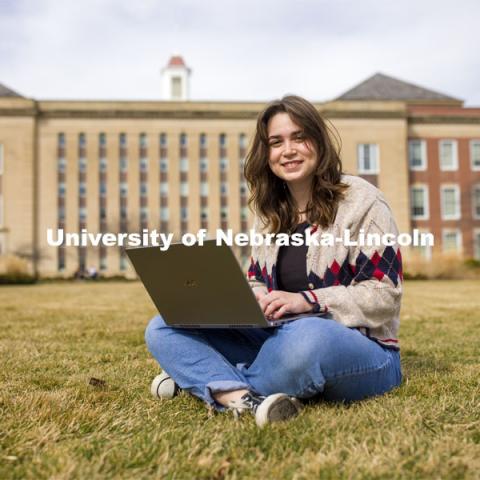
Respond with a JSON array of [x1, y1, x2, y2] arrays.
[[88, 377, 106, 388]]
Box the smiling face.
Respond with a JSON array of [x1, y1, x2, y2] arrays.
[[267, 112, 319, 191]]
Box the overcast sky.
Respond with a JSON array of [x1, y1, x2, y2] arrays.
[[1, 0, 479, 105]]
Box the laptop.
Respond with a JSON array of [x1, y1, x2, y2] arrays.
[[126, 240, 323, 328]]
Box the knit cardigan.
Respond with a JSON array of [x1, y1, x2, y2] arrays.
[[247, 175, 402, 350]]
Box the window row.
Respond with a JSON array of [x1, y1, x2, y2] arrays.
[[59, 182, 245, 197], [411, 184, 480, 220], [58, 132, 248, 150], [413, 229, 480, 260], [357, 140, 480, 174], [57, 205, 249, 221], [409, 139, 480, 171]]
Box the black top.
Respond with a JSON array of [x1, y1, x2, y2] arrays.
[[276, 222, 310, 292]]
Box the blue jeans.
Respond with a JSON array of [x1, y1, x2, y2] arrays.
[[145, 315, 402, 411]]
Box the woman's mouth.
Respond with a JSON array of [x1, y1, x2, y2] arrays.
[[282, 160, 303, 171]]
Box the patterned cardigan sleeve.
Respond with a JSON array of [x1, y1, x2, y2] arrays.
[[305, 198, 403, 331], [246, 216, 269, 291]]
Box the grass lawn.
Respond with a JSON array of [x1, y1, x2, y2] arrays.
[[0, 280, 479, 479]]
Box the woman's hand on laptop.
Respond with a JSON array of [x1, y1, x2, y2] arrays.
[[259, 291, 313, 319], [252, 286, 268, 301]]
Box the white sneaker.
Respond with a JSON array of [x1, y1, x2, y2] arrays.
[[228, 392, 302, 428], [150, 371, 179, 399]]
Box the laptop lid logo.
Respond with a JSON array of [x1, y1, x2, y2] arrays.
[[184, 279, 198, 288]]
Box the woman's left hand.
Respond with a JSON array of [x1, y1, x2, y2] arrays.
[[258, 290, 312, 319]]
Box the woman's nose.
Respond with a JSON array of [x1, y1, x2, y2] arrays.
[[283, 141, 297, 157]]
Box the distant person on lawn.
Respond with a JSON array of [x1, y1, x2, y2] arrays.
[[145, 95, 403, 427]]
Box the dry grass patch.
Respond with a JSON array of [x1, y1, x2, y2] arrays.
[[0, 280, 479, 479]]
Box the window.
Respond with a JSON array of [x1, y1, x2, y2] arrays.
[[160, 133, 167, 147], [120, 156, 128, 172], [219, 133, 227, 147], [79, 157, 87, 171], [473, 185, 480, 219], [160, 183, 168, 196], [79, 183, 87, 196], [201, 207, 209, 220], [200, 133, 207, 147], [140, 184, 148, 195], [200, 182, 209, 196], [357, 144, 379, 174], [120, 254, 128, 271], [240, 182, 248, 195], [57, 247, 65, 271], [119, 133, 127, 147], [439, 140, 458, 171], [120, 207, 128, 219], [474, 229, 480, 260], [180, 182, 189, 196], [100, 256, 107, 271], [172, 77, 182, 99], [181, 207, 188, 221], [220, 158, 229, 171], [239, 133, 247, 149], [200, 158, 208, 172], [441, 185, 461, 220], [99, 132, 106, 147], [0, 143, 3, 174], [99, 183, 107, 196], [413, 240, 432, 260], [58, 133, 66, 147], [140, 158, 148, 171], [58, 183, 66, 196], [241, 207, 248, 221], [120, 182, 128, 196], [139, 133, 147, 148], [161, 208, 169, 221], [471, 140, 480, 171], [58, 157, 66, 172], [220, 184, 228, 195], [409, 140, 427, 170], [140, 207, 148, 220], [99, 157, 107, 171], [180, 158, 188, 172], [79, 207, 87, 221], [442, 229, 462, 253], [410, 185, 429, 220], [160, 158, 168, 172], [221, 207, 229, 219], [79, 132, 86, 148], [180, 133, 187, 147]]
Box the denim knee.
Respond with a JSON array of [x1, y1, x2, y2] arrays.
[[278, 318, 339, 374], [144, 314, 168, 351]]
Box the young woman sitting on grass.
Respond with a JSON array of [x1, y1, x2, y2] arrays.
[[145, 95, 403, 427]]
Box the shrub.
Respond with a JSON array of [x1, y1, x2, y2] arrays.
[[0, 254, 37, 284], [403, 252, 480, 280]]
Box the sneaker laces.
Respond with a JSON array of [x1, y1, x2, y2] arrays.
[[228, 392, 265, 420]]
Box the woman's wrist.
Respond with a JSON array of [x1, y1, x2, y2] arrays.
[[299, 291, 321, 313]]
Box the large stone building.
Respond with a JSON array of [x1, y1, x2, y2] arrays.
[[1, 57, 479, 277]]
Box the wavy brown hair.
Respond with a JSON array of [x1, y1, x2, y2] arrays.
[[244, 95, 349, 233]]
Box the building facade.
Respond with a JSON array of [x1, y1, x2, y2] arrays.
[[1, 69, 479, 277]]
